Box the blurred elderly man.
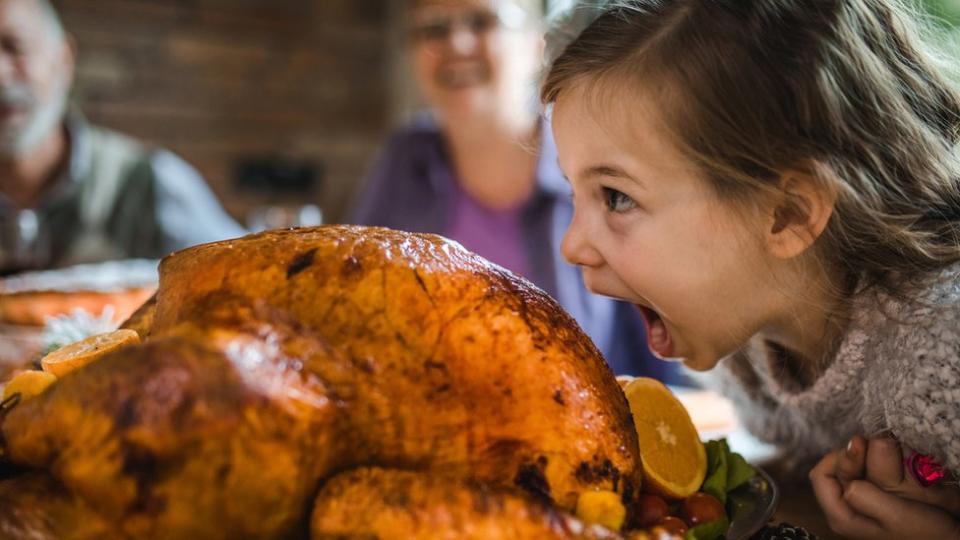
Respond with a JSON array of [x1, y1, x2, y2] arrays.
[[0, 0, 245, 274]]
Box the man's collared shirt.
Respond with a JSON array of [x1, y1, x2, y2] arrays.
[[0, 114, 246, 271]]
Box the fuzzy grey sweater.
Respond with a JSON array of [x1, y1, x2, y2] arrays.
[[705, 264, 960, 476]]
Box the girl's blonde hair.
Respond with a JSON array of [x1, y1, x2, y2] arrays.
[[543, 0, 960, 296]]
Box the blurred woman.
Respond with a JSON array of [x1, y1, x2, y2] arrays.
[[349, 0, 683, 382]]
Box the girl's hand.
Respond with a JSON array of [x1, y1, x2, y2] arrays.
[[834, 436, 960, 516], [864, 437, 960, 516], [840, 478, 960, 539], [834, 434, 867, 488], [811, 442, 960, 539]]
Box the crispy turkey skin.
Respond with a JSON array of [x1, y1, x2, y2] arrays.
[[0, 226, 640, 539]]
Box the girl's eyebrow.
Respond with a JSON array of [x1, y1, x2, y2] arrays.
[[581, 165, 645, 188]]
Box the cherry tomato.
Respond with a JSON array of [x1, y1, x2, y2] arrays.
[[680, 492, 726, 526], [633, 494, 669, 528], [655, 516, 689, 536]]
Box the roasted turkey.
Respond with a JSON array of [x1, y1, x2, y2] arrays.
[[0, 226, 641, 539]]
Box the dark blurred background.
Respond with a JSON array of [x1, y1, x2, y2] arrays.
[[54, 0, 957, 226], [58, 0, 408, 225]]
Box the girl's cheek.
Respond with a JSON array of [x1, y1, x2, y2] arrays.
[[604, 212, 640, 239]]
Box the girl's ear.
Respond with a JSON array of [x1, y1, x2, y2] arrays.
[[765, 168, 836, 260]]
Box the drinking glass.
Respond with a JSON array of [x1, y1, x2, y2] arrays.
[[0, 209, 51, 276]]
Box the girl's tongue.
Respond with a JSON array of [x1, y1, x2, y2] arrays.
[[637, 305, 674, 358]]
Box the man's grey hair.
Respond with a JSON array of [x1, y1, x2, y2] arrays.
[[35, 0, 65, 41]]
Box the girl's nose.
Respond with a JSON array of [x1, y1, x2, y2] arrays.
[[561, 210, 604, 268]]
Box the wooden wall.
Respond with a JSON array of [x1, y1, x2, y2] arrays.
[[58, 0, 399, 224]]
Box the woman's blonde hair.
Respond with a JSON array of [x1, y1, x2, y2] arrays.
[[543, 0, 960, 297]]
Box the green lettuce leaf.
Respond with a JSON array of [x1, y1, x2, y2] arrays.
[[701, 439, 729, 504], [726, 449, 756, 491], [684, 516, 730, 540]]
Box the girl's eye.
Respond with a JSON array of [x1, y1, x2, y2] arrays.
[[602, 187, 638, 213]]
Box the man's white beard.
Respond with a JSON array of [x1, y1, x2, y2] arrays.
[[0, 81, 69, 159]]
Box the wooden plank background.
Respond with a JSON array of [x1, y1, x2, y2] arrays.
[[58, 0, 399, 225]]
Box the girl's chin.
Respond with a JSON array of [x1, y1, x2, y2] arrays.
[[678, 352, 723, 372]]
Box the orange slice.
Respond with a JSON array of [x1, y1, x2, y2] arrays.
[[40, 329, 140, 377], [623, 377, 706, 499], [2, 370, 57, 402]]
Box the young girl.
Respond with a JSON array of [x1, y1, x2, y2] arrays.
[[541, 0, 960, 538]]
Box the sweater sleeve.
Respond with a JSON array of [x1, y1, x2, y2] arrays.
[[699, 344, 829, 476], [883, 302, 960, 477], [698, 347, 784, 444]]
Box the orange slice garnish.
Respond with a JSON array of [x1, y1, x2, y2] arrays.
[[2, 370, 57, 402], [40, 329, 140, 377], [623, 377, 706, 499]]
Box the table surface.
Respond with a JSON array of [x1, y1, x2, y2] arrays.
[[767, 467, 840, 539]]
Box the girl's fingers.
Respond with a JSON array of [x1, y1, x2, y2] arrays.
[[810, 451, 886, 538], [894, 456, 960, 517], [905, 484, 960, 518], [866, 439, 960, 516], [836, 435, 867, 486], [844, 480, 960, 539], [864, 437, 904, 489]]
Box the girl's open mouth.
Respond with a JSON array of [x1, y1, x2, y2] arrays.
[[636, 305, 674, 359]]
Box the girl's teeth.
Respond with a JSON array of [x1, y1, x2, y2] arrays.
[[651, 322, 666, 345]]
